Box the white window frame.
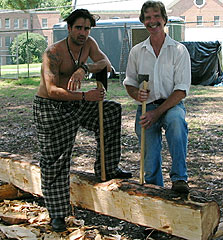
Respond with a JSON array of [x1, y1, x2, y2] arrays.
[[5, 18, 10, 29], [0, 19, 2, 29], [23, 19, 28, 29], [180, 16, 186, 22], [197, 16, 203, 26], [14, 18, 19, 29], [214, 16, 220, 26], [194, 0, 205, 8], [42, 18, 48, 28], [5, 36, 12, 47], [44, 36, 48, 45]]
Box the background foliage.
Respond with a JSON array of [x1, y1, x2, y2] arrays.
[[0, 0, 72, 19], [10, 33, 47, 64]]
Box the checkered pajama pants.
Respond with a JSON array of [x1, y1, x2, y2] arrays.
[[33, 96, 121, 218]]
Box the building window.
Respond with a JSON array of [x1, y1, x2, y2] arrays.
[[42, 18, 48, 28], [14, 19, 19, 29], [5, 36, 12, 47], [180, 16, 186, 21], [6, 56, 12, 64], [197, 16, 203, 26], [214, 16, 220, 26], [44, 36, 48, 44], [194, 0, 205, 8], [5, 18, 10, 28], [0, 36, 2, 47], [23, 19, 28, 29], [0, 19, 2, 28]]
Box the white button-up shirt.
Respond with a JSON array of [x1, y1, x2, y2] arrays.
[[123, 34, 191, 105]]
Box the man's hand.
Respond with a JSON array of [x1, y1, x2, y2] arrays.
[[67, 68, 85, 91], [138, 89, 150, 102], [85, 88, 105, 101], [139, 108, 161, 129]]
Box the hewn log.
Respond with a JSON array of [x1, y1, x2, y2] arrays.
[[0, 183, 31, 200], [0, 152, 220, 240]]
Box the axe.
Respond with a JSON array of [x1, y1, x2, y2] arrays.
[[138, 74, 149, 185], [96, 67, 107, 181]]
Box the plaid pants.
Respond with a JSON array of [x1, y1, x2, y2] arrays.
[[33, 96, 121, 218]]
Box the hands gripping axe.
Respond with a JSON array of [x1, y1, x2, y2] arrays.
[[96, 67, 107, 181], [138, 74, 149, 185]]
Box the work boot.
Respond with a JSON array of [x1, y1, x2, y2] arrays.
[[107, 169, 132, 180], [50, 218, 66, 232], [171, 180, 190, 194]]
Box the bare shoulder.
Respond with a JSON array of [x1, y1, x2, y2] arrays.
[[86, 36, 98, 47], [43, 39, 66, 63]]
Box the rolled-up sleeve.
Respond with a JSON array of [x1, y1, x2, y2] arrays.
[[173, 44, 191, 96], [123, 47, 139, 88]]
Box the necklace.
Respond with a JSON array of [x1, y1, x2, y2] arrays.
[[66, 37, 83, 66]]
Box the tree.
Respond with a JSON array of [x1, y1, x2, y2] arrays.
[[0, 0, 39, 9], [55, 0, 73, 19], [0, 0, 72, 19], [10, 32, 47, 64]]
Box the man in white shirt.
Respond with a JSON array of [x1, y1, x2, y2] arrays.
[[123, 0, 191, 193]]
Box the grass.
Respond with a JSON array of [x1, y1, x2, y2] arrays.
[[0, 63, 41, 78], [0, 77, 137, 113], [0, 63, 41, 70]]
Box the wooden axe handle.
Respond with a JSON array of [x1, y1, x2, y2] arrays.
[[97, 81, 106, 181], [140, 80, 148, 185]]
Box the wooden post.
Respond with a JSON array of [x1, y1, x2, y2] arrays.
[[140, 80, 148, 185], [97, 82, 106, 181]]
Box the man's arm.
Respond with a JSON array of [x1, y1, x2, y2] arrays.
[[42, 47, 104, 101], [88, 36, 112, 73], [125, 85, 149, 103], [140, 90, 186, 128]]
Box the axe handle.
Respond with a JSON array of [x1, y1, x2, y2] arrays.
[[97, 81, 106, 181], [140, 80, 148, 185]]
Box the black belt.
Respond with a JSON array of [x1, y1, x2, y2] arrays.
[[150, 99, 166, 105]]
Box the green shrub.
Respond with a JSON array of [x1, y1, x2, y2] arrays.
[[10, 32, 47, 64]]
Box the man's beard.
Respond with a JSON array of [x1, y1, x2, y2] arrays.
[[70, 35, 86, 46]]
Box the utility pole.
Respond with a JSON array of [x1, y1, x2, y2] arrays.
[[72, 0, 77, 10]]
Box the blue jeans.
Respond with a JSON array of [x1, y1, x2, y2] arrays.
[[135, 101, 188, 187]]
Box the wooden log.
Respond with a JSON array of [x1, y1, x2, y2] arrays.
[[0, 183, 32, 200], [0, 152, 220, 240]]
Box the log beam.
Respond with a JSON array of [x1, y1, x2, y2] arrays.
[[0, 152, 220, 240], [0, 183, 31, 200]]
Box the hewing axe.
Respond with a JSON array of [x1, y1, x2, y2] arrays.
[[138, 74, 149, 185], [96, 67, 107, 181]]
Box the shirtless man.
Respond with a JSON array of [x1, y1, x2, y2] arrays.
[[33, 9, 132, 232]]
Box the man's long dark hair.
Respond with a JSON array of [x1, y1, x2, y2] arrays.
[[64, 9, 96, 28], [139, 1, 168, 26]]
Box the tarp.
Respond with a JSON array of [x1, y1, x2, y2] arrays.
[[181, 41, 222, 86]]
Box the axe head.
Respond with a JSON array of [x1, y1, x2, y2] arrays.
[[138, 74, 149, 85], [96, 67, 108, 91]]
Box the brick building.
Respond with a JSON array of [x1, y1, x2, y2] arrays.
[[167, 0, 223, 27], [0, 10, 61, 65], [166, 0, 223, 49]]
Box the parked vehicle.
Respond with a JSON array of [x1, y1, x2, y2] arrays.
[[53, 17, 185, 74]]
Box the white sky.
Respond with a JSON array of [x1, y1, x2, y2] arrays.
[[76, 0, 173, 11]]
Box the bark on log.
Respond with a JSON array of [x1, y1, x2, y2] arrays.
[[0, 152, 220, 240], [0, 183, 31, 200]]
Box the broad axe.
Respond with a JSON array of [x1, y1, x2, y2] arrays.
[[138, 74, 149, 185], [96, 67, 107, 181]]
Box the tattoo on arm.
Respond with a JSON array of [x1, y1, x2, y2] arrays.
[[46, 49, 61, 76]]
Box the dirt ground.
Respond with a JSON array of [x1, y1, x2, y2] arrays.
[[0, 84, 223, 239]]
